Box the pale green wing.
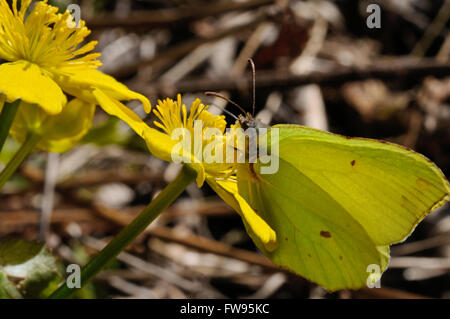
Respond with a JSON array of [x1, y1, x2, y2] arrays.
[[237, 161, 390, 291], [267, 124, 450, 245], [236, 124, 448, 290]]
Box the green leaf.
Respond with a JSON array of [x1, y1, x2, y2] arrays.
[[0, 272, 22, 299], [0, 238, 44, 266], [0, 238, 62, 298]]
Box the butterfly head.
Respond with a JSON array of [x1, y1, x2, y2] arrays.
[[237, 113, 270, 130]]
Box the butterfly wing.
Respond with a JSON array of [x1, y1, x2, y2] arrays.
[[238, 159, 389, 291], [269, 124, 449, 245], [236, 124, 449, 290]]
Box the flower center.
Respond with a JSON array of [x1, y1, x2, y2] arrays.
[[0, 0, 101, 70], [153, 95, 239, 178], [153, 94, 227, 138]]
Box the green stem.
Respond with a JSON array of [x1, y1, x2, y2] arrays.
[[0, 100, 20, 153], [49, 165, 197, 299], [0, 132, 41, 190]]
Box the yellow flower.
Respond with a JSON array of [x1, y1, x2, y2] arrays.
[[1, 98, 95, 153], [0, 0, 151, 151], [142, 95, 278, 251]]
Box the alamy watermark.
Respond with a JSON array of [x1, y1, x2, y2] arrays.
[[66, 264, 81, 289], [366, 264, 381, 288], [366, 4, 381, 29], [66, 4, 81, 29]]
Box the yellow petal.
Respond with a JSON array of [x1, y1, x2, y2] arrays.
[[190, 163, 206, 187], [0, 61, 66, 115], [142, 127, 206, 187], [92, 88, 149, 138], [207, 177, 278, 251], [142, 126, 178, 162], [10, 99, 95, 153], [52, 68, 151, 113]]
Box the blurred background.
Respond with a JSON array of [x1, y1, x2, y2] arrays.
[[0, 0, 449, 298]]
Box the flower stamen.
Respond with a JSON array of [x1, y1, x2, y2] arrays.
[[0, 0, 101, 71]]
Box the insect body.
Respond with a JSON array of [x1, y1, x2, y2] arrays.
[[205, 59, 450, 291]]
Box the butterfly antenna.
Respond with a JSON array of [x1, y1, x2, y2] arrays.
[[210, 104, 239, 121], [248, 58, 256, 116], [204, 92, 247, 115]]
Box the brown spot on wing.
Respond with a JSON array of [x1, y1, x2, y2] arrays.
[[416, 178, 429, 190], [351, 160, 356, 166], [320, 231, 331, 238]]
